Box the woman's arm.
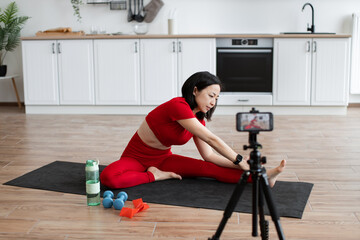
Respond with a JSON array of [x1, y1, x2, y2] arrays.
[[177, 118, 248, 170], [193, 135, 249, 170]]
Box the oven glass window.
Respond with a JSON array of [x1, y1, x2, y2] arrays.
[[217, 50, 273, 92]]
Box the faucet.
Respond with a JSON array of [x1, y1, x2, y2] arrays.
[[302, 3, 315, 33]]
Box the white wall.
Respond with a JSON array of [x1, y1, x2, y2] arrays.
[[1, 0, 359, 103]]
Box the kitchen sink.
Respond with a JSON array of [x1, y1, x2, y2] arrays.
[[281, 32, 336, 34]]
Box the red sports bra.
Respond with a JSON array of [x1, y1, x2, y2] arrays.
[[145, 97, 205, 147]]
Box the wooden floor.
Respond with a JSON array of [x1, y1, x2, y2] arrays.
[[0, 106, 360, 239]]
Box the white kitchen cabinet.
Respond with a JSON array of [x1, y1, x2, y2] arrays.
[[58, 40, 94, 105], [140, 38, 216, 105], [94, 39, 140, 105], [273, 38, 311, 105], [140, 39, 178, 105], [22, 40, 59, 105], [177, 38, 216, 93], [23, 38, 215, 108], [22, 40, 94, 105], [273, 38, 350, 106], [311, 38, 350, 106]]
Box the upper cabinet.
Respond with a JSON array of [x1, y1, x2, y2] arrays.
[[273, 38, 350, 106]]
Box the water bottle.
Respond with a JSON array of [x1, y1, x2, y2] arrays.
[[85, 159, 100, 206]]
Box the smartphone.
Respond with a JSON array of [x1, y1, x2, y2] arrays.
[[236, 112, 273, 132]]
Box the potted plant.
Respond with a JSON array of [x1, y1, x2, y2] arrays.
[[0, 2, 29, 76], [71, 0, 84, 22]]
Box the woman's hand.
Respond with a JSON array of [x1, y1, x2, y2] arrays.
[[239, 155, 250, 171]]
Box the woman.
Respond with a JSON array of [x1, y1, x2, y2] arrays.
[[100, 71, 285, 189]]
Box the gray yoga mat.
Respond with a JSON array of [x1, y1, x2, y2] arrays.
[[4, 161, 313, 219]]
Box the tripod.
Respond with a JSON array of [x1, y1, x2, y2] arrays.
[[209, 131, 285, 240]]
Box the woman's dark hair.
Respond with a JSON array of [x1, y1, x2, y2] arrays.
[[182, 71, 222, 121]]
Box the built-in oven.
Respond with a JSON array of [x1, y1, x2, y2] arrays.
[[216, 38, 273, 105]]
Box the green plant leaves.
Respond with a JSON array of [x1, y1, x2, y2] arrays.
[[71, 0, 84, 22], [0, 2, 30, 65]]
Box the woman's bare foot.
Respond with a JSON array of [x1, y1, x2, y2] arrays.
[[148, 166, 182, 181], [267, 159, 286, 188]]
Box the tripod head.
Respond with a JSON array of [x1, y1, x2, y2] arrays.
[[243, 130, 262, 151], [237, 108, 271, 169], [244, 130, 267, 171]]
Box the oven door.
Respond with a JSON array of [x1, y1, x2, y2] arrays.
[[216, 48, 273, 93]]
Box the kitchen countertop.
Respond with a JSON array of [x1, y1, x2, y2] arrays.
[[21, 33, 351, 40]]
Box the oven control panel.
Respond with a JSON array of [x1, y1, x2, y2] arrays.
[[232, 39, 258, 46], [216, 38, 273, 48]]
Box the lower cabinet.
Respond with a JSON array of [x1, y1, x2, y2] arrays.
[[273, 38, 350, 106], [311, 38, 350, 106], [22, 40, 59, 105], [94, 39, 141, 105], [177, 38, 216, 94], [58, 40, 94, 105], [22, 40, 94, 105], [140, 39, 178, 105], [22, 37, 349, 111], [140, 38, 216, 105], [22, 38, 215, 107]]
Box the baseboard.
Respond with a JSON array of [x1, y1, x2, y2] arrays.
[[348, 103, 360, 108], [24, 105, 348, 115]]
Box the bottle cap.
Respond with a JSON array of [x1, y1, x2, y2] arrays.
[[86, 159, 99, 170]]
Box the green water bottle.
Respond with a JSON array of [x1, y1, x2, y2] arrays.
[[85, 159, 101, 206]]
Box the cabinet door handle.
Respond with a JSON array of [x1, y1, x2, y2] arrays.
[[178, 41, 182, 53], [57, 43, 61, 54], [52, 43, 55, 54], [172, 41, 176, 52], [306, 41, 311, 52], [134, 42, 138, 53], [313, 41, 317, 53]]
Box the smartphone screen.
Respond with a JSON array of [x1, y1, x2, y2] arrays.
[[236, 112, 273, 132]]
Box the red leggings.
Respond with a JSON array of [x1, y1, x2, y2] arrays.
[[100, 132, 247, 189]]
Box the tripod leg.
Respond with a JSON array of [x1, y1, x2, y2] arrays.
[[260, 168, 286, 240], [209, 171, 250, 240], [252, 171, 259, 237], [258, 181, 269, 240]]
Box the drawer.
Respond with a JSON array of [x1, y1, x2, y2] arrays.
[[217, 93, 273, 105]]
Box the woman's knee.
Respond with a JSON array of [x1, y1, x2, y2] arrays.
[[100, 158, 146, 188], [100, 167, 116, 188], [100, 160, 124, 187]]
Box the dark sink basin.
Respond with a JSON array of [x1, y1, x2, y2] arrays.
[[281, 32, 336, 34]]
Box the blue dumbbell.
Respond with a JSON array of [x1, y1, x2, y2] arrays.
[[113, 191, 128, 210], [102, 190, 114, 208]]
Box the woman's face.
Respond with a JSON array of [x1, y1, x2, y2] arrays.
[[193, 84, 221, 113]]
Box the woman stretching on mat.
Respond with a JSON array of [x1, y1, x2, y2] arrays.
[[100, 71, 286, 189]]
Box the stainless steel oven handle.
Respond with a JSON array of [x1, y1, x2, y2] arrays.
[[217, 49, 272, 53]]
